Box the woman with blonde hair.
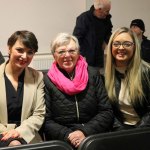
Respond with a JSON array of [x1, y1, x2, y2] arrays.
[[105, 27, 150, 131]]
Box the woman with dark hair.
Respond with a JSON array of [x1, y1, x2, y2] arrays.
[[0, 30, 45, 147]]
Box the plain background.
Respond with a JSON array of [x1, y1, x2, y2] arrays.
[[0, 0, 85, 55], [0, 0, 150, 55]]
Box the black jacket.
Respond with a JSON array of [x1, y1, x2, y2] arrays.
[[73, 6, 113, 67], [141, 36, 150, 63], [0, 51, 5, 65], [44, 66, 113, 141], [112, 69, 150, 131]]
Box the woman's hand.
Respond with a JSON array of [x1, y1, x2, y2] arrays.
[[68, 130, 85, 148], [9, 140, 22, 146], [1, 129, 21, 141]]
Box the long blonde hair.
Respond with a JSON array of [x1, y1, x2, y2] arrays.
[[105, 27, 150, 104]]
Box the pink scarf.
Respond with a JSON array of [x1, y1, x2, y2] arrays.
[[47, 55, 88, 95]]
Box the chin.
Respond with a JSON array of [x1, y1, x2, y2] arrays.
[[16, 63, 28, 68], [64, 66, 74, 72]]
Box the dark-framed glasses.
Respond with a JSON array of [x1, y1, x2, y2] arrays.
[[112, 41, 134, 49], [55, 49, 78, 56]]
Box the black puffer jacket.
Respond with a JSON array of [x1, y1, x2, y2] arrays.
[[44, 66, 113, 141], [112, 68, 150, 131]]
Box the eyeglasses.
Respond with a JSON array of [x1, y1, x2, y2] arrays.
[[112, 41, 134, 49], [55, 49, 78, 56]]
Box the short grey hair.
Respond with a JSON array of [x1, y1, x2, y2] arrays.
[[51, 33, 80, 55]]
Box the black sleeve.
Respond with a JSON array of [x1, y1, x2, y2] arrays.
[[136, 68, 150, 128], [104, 14, 113, 44], [73, 14, 88, 56], [136, 111, 150, 128], [136, 71, 150, 128]]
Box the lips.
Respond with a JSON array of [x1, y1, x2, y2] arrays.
[[19, 60, 27, 65], [63, 58, 72, 63], [117, 50, 127, 56]]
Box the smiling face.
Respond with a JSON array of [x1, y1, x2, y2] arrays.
[[112, 32, 135, 67], [53, 39, 79, 73], [8, 39, 35, 70]]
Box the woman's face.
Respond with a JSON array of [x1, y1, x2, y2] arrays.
[[8, 39, 35, 69], [111, 32, 134, 67], [53, 39, 79, 73], [130, 25, 143, 37]]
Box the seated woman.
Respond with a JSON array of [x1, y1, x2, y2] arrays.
[[44, 33, 114, 149], [0, 30, 45, 147], [105, 27, 150, 131]]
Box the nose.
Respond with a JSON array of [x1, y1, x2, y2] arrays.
[[21, 52, 27, 59], [119, 44, 124, 49], [64, 51, 71, 57]]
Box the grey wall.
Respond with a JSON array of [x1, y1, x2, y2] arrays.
[[0, 0, 86, 55], [86, 0, 150, 37]]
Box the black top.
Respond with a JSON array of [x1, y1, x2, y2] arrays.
[[5, 70, 25, 126]]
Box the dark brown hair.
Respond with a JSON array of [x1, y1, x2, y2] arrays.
[[7, 30, 38, 52]]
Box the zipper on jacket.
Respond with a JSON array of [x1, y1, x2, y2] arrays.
[[75, 95, 80, 122], [68, 73, 80, 122]]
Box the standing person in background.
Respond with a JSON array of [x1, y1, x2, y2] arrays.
[[0, 51, 5, 65], [73, 0, 112, 74], [0, 30, 45, 147], [44, 33, 113, 149], [130, 19, 150, 63], [105, 27, 150, 131]]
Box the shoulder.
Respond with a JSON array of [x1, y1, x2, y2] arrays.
[[142, 36, 150, 44], [44, 74, 53, 86], [77, 7, 93, 21], [44, 74, 50, 82], [26, 67, 43, 81], [106, 14, 112, 20], [88, 66, 104, 81], [141, 63, 150, 78], [88, 66, 99, 75], [105, 14, 112, 26]]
